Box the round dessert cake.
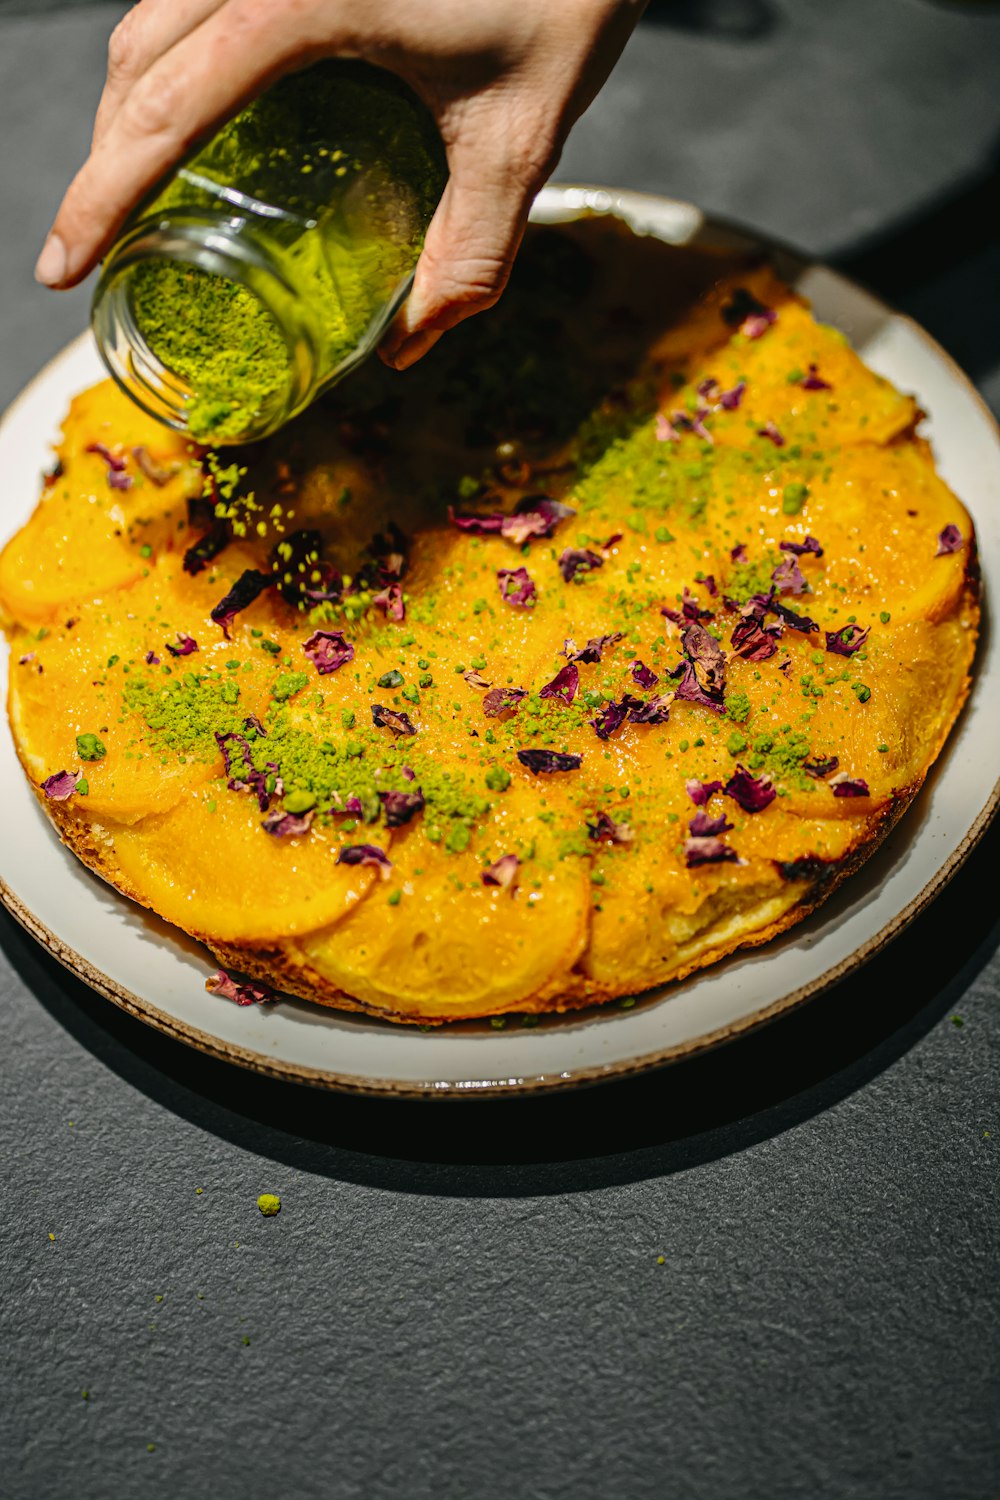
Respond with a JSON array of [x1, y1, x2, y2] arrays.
[[0, 220, 978, 1024]]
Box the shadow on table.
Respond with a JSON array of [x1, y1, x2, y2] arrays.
[[3, 810, 998, 1196]]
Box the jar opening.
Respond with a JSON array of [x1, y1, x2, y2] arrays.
[[92, 219, 318, 444]]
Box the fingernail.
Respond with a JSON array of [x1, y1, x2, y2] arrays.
[[34, 233, 68, 287], [380, 327, 442, 372]]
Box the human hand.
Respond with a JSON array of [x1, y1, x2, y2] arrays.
[[34, 0, 646, 368]]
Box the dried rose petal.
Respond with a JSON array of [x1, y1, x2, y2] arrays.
[[371, 704, 417, 737], [830, 773, 870, 798], [132, 446, 177, 486], [589, 695, 640, 740], [825, 623, 870, 656], [799, 364, 832, 391], [686, 778, 723, 806], [771, 555, 807, 596], [86, 441, 132, 491], [661, 586, 713, 626], [211, 569, 272, 638], [688, 809, 734, 837], [41, 770, 80, 801], [144, 650, 160, 666], [262, 807, 314, 837], [497, 566, 537, 606], [936, 524, 964, 556], [627, 694, 674, 725], [721, 288, 774, 334], [244, 713, 267, 738], [303, 630, 354, 675], [184, 518, 231, 576], [483, 686, 528, 717], [372, 583, 405, 621], [482, 853, 520, 889], [655, 412, 680, 443], [685, 836, 742, 867], [517, 749, 583, 774], [630, 660, 659, 690], [679, 621, 726, 700], [336, 843, 393, 878], [587, 811, 634, 845], [804, 755, 839, 779], [779, 535, 823, 557], [463, 669, 491, 689], [561, 633, 624, 664], [165, 633, 198, 657], [771, 598, 819, 634], [725, 766, 776, 813], [758, 421, 785, 446], [539, 663, 579, 703], [730, 601, 781, 661], [206, 969, 276, 1006], [379, 788, 425, 828], [558, 548, 604, 583], [448, 507, 505, 535], [730, 543, 748, 563]]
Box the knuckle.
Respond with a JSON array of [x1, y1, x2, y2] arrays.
[[121, 71, 183, 142], [106, 13, 140, 83]]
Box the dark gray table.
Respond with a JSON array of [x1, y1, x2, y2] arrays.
[[2, 4, 998, 1496]]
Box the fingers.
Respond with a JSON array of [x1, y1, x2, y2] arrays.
[[36, 0, 352, 289], [92, 0, 228, 149], [380, 118, 554, 370]]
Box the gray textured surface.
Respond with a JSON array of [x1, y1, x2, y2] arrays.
[[2, 4, 999, 1497]]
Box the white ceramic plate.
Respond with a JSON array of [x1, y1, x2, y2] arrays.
[[1, 186, 997, 1096]]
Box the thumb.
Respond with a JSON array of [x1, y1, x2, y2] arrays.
[[379, 131, 549, 371]]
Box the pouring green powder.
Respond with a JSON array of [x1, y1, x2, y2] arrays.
[[130, 262, 291, 442], [115, 61, 446, 443]]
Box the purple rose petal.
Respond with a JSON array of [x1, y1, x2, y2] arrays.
[[936, 524, 964, 556], [589, 695, 640, 740], [372, 583, 406, 621], [517, 749, 583, 774], [482, 853, 520, 889], [804, 755, 839, 779], [558, 548, 604, 583], [725, 766, 776, 813], [627, 693, 674, 725], [539, 662, 579, 703], [211, 569, 272, 638], [587, 811, 635, 845], [483, 686, 528, 717], [336, 843, 393, 878], [303, 630, 354, 675], [825, 624, 870, 656], [497, 566, 537, 606], [463, 670, 491, 689], [730, 543, 748, 564], [371, 704, 417, 737], [771, 555, 807, 596], [165, 632, 198, 657], [630, 659, 659, 690], [561, 633, 625, 664], [830, 773, 870, 798], [688, 809, 734, 837], [86, 441, 132, 491], [41, 770, 80, 801], [685, 836, 742, 867], [206, 969, 276, 1006], [132, 446, 177, 486], [686, 778, 723, 806], [758, 421, 785, 446], [379, 788, 425, 827], [799, 363, 832, 391], [262, 807, 314, 837], [779, 535, 823, 557]]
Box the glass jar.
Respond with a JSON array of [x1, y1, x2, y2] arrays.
[[92, 61, 446, 445]]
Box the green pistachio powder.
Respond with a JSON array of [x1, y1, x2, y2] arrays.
[[128, 63, 444, 441]]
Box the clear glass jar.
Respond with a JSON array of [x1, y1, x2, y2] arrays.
[[92, 61, 446, 445]]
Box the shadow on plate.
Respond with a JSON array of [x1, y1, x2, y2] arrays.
[[2, 799, 997, 1197]]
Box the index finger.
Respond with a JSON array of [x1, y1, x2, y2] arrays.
[[35, 0, 351, 288]]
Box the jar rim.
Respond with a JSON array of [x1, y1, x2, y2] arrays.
[[92, 214, 319, 444]]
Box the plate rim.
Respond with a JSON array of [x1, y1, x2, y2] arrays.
[[1, 185, 997, 1099]]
